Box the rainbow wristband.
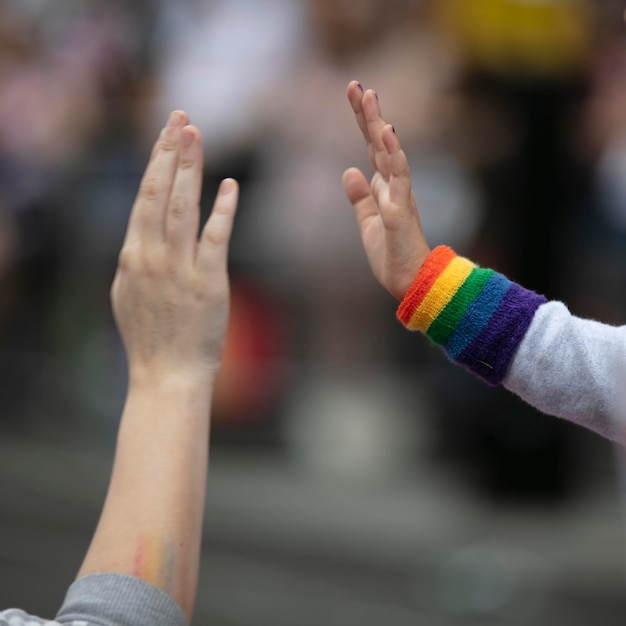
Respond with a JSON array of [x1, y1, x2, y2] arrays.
[[397, 246, 546, 385]]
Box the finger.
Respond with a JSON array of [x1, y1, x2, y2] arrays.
[[342, 167, 380, 235], [124, 110, 188, 246], [381, 124, 413, 210], [362, 90, 390, 179], [145, 111, 190, 163], [166, 125, 204, 263], [197, 178, 239, 274], [346, 80, 369, 144]]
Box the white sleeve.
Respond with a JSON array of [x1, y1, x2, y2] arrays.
[[504, 301, 626, 442]]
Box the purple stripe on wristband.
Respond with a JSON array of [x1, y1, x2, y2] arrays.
[[456, 283, 547, 385]]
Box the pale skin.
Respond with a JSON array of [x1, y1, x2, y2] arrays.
[[342, 80, 431, 301], [74, 83, 425, 624], [77, 110, 238, 621]]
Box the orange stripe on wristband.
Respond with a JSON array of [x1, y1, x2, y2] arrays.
[[407, 256, 475, 331], [397, 246, 456, 325]]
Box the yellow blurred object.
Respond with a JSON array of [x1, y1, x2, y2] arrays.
[[434, 0, 594, 77]]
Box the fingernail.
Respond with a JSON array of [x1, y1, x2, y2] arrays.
[[356, 81, 364, 92], [181, 128, 194, 147], [167, 111, 184, 128], [220, 179, 234, 195]]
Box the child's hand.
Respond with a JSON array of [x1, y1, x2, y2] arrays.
[[342, 81, 430, 301], [112, 110, 238, 384]]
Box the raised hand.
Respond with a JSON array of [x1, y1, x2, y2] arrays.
[[79, 112, 239, 620], [112, 110, 239, 383], [342, 81, 430, 301]]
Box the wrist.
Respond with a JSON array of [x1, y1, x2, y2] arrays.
[[388, 243, 432, 302], [122, 372, 215, 436], [395, 245, 547, 386], [396, 246, 458, 327], [127, 365, 219, 398]]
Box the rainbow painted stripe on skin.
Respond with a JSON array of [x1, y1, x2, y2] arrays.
[[133, 536, 175, 592], [397, 246, 546, 385]]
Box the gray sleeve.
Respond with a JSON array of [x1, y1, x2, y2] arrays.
[[1, 573, 188, 626], [503, 301, 626, 442], [55, 573, 189, 626]]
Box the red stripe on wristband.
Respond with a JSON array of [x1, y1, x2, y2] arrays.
[[396, 246, 456, 326]]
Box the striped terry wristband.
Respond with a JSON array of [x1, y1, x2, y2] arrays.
[[397, 246, 547, 385]]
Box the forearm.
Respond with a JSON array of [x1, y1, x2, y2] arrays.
[[63, 111, 236, 624], [397, 246, 624, 440], [78, 372, 214, 620]]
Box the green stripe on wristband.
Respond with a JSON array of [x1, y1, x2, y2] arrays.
[[426, 267, 495, 345]]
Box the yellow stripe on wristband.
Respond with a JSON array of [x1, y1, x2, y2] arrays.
[[407, 256, 475, 331]]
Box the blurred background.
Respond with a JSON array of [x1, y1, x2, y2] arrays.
[[1, 0, 626, 624]]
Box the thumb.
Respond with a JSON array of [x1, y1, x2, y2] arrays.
[[342, 167, 380, 233]]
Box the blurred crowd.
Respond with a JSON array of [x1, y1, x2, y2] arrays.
[[1, 0, 626, 498]]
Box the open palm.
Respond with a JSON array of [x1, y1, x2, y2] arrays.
[[342, 82, 430, 301]]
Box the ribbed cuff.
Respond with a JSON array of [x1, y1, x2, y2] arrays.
[[397, 246, 547, 385], [55, 572, 188, 626]]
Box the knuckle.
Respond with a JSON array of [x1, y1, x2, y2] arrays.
[[139, 176, 161, 201], [117, 247, 134, 272], [178, 154, 195, 170], [169, 195, 187, 222], [159, 130, 178, 152], [202, 227, 223, 247], [398, 164, 410, 179]]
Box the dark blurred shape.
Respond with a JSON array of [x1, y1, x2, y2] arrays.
[[429, 0, 597, 500], [0, 1, 146, 432], [310, 0, 426, 63]]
